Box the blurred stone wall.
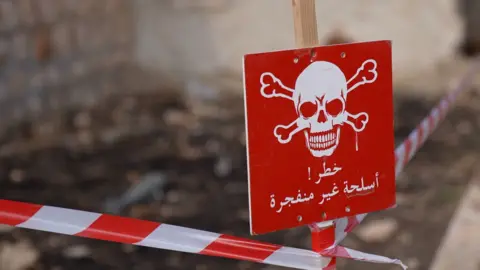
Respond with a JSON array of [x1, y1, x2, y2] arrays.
[[133, 0, 463, 93], [0, 0, 134, 125], [458, 0, 480, 55], [1, 0, 478, 137]]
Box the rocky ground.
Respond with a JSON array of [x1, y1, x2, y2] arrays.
[[0, 65, 480, 270]]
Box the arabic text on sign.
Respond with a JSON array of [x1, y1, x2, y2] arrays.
[[270, 191, 315, 213]]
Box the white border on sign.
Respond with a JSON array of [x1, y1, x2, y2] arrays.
[[242, 56, 254, 235]]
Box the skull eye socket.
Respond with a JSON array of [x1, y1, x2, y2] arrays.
[[326, 98, 344, 116], [299, 101, 317, 118]]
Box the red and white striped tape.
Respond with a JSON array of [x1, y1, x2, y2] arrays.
[[0, 60, 479, 269], [0, 199, 405, 269]]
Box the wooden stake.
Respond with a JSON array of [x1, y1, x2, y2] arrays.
[[291, 0, 319, 47], [291, 1, 336, 269]]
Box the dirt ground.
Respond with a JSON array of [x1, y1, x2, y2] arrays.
[[0, 77, 480, 270]]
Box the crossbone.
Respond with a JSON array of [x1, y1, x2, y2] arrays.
[[261, 59, 377, 145]]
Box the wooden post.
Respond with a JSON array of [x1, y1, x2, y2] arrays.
[[291, 0, 319, 48], [291, 0, 337, 269]]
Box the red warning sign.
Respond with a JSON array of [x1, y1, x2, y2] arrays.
[[243, 40, 396, 235]]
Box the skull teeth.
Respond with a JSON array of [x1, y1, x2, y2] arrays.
[[308, 131, 337, 150], [309, 133, 336, 143]]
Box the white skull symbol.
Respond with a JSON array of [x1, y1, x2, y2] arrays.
[[292, 61, 348, 157]]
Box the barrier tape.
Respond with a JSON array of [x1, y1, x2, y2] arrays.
[[0, 59, 479, 269], [0, 199, 403, 269]]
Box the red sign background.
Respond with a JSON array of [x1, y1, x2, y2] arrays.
[[243, 40, 395, 235]]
